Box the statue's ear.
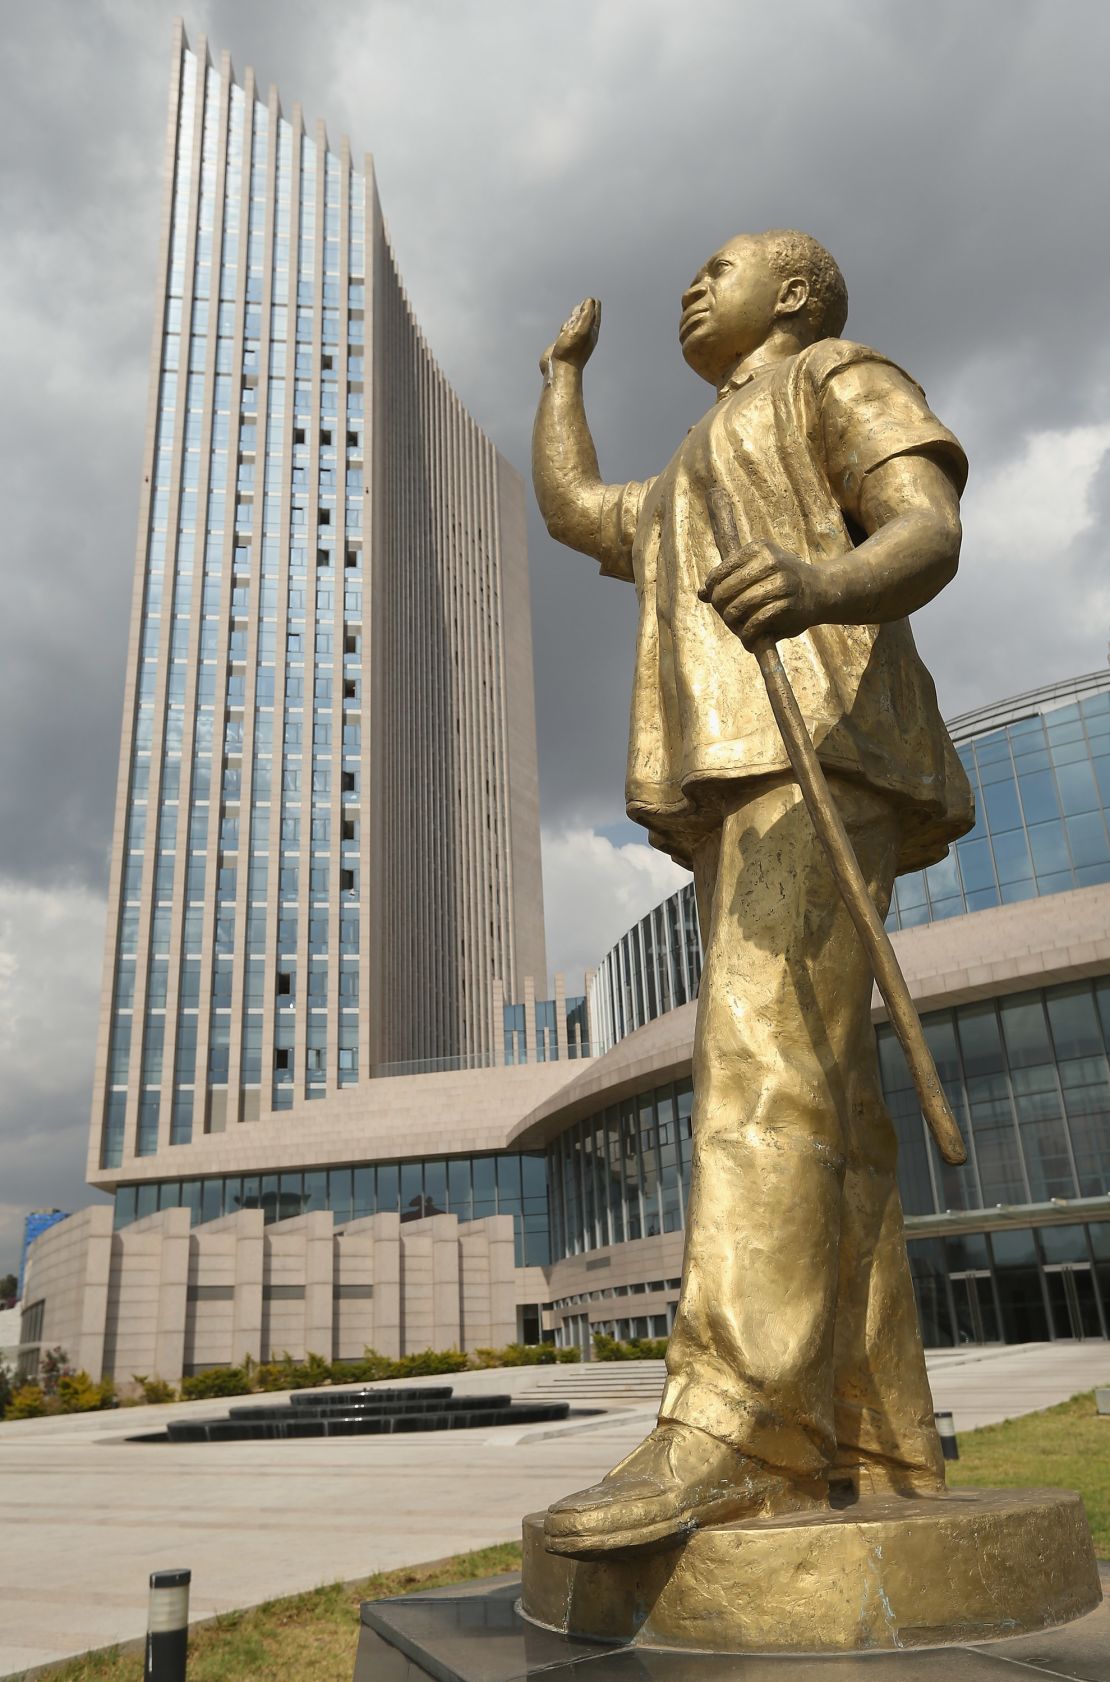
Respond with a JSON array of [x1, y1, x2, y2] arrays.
[[775, 276, 809, 319]]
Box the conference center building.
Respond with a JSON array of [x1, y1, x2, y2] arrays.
[[27, 664, 1110, 1377], [17, 30, 1110, 1379]]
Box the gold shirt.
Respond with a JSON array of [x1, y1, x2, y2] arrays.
[[594, 339, 975, 874]]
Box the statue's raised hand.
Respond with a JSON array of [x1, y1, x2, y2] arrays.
[[540, 297, 601, 376]]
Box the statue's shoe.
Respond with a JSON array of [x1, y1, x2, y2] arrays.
[[542, 1420, 827, 1556]]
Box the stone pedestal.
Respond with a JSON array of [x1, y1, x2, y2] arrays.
[[353, 1561, 1110, 1680], [521, 1487, 1101, 1654]]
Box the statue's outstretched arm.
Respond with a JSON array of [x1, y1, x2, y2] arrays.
[[533, 298, 630, 566]]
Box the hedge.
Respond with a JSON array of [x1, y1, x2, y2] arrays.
[[592, 1333, 669, 1361], [3, 1341, 582, 1419]]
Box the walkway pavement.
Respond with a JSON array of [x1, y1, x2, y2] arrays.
[[0, 1341, 1106, 1677]]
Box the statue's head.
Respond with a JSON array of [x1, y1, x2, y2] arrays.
[[679, 230, 848, 386]]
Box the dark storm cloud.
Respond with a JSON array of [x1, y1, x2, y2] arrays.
[[1, 0, 1108, 1268], [3, 0, 1108, 870]]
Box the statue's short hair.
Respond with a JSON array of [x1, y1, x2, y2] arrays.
[[759, 229, 848, 339]]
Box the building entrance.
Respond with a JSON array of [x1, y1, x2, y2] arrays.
[[949, 1270, 1001, 1345], [1044, 1264, 1105, 1341]]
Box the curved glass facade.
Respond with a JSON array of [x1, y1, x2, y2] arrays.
[[552, 977, 1110, 1251], [889, 673, 1110, 929], [881, 977, 1110, 1216], [547, 1078, 695, 1257], [550, 977, 1110, 1343], [587, 673, 1110, 1054], [587, 882, 702, 1057]]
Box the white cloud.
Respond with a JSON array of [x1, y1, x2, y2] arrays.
[[541, 825, 690, 986], [965, 423, 1110, 556], [915, 422, 1110, 717], [0, 883, 109, 1278]]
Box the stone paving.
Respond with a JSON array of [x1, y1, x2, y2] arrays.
[[1, 1341, 1107, 1677]]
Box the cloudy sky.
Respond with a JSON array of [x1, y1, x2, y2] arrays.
[[1, 0, 1108, 1274]]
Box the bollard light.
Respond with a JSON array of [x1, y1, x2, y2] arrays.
[[934, 1410, 959, 1461], [145, 1567, 191, 1682]]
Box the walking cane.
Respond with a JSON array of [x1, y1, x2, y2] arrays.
[[705, 490, 967, 1167]]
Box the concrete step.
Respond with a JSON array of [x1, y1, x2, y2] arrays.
[[516, 1362, 666, 1404]]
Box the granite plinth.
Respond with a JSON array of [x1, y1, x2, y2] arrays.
[[354, 1568, 1110, 1681], [521, 1487, 1101, 1653]]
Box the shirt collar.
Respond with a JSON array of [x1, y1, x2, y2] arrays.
[[716, 343, 792, 402]]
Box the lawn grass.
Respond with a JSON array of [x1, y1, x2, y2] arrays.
[[948, 1388, 1110, 1555], [20, 1392, 1110, 1681], [14, 1542, 522, 1682]]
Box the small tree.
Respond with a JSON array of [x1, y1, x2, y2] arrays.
[[0, 1272, 17, 1306], [38, 1347, 74, 1400]]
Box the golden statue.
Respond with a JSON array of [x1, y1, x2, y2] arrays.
[[523, 231, 1102, 1651]]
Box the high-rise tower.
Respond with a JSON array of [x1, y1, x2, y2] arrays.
[[88, 25, 545, 1179]]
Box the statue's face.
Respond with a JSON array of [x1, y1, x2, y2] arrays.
[[679, 235, 790, 385]]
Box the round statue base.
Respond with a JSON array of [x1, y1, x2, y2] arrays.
[[520, 1487, 1102, 1654]]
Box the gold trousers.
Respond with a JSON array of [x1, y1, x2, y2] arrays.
[[660, 775, 943, 1484]]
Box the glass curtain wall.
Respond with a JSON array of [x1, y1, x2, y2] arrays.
[[889, 686, 1110, 929], [586, 682, 1110, 1058], [113, 1149, 550, 1265], [588, 882, 702, 1056], [553, 980, 1110, 1256], [909, 1224, 1109, 1346], [100, 40, 367, 1170]]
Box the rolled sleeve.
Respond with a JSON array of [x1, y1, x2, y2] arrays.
[[597, 478, 654, 583], [820, 359, 967, 526]]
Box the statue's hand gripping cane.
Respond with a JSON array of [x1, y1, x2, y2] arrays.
[[704, 487, 967, 1167]]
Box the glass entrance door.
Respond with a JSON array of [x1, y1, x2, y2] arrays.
[[1044, 1264, 1104, 1340], [949, 1271, 1001, 1344]]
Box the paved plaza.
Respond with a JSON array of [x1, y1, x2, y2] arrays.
[[1, 1343, 1107, 1677]]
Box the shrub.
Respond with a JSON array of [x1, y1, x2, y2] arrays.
[[473, 1342, 554, 1369], [180, 1365, 252, 1400], [593, 1333, 668, 1362], [38, 1346, 73, 1399], [253, 1352, 333, 1392], [133, 1375, 177, 1405], [0, 1359, 13, 1417], [329, 1351, 396, 1385], [253, 1360, 294, 1392], [56, 1372, 116, 1413], [292, 1351, 332, 1388], [471, 1342, 580, 1368], [555, 1346, 581, 1363], [5, 1384, 47, 1419], [393, 1348, 469, 1378]]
